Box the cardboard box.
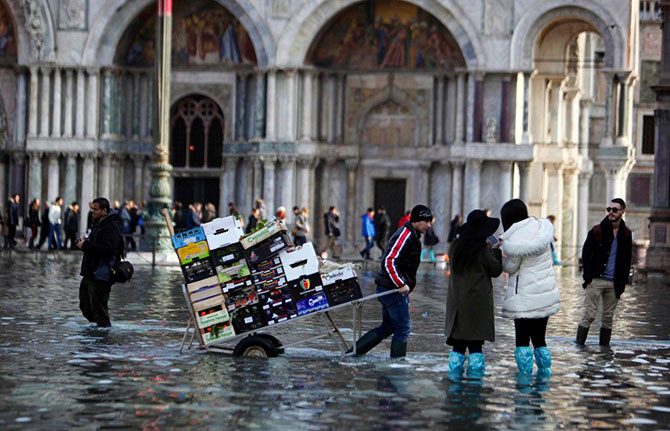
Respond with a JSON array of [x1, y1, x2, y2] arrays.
[[251, 257, 282, 273], [296, 292, 330, 316], [201, 321, 236, 344], [321, 266, 357, 286], [221, 277, 254, 294], [177, 241, 210, 265], [186, 275, 220, 294], [279, 243, 319, 282], [172, 226, 206, 250], [244, 232, 292, 269], [251, 265, 285, 284], [182, 258, 216, 283], [240, 218, 289, 249], [216, 259, 251, 284], [288, 273, 324, 300], [261, 300, 298, 325], [254, 275, 288, 294], [189, 284, 224, 303], [323, 278, 363, 307], [225, 285, 258, 311], [191, 296, 230, 328], [202, 216, 244, 250], [258, 285, 294, 307], [231, 304, 265, 334]]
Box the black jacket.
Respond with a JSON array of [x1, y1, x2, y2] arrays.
[[28, 206, 41, 227], [582, 217, 633, 298], [375, 222, 422, 292], [373, 212, 391, 241], [324, 212, 341, 237], [8, 200, 19, 226], [80, 212, 124, 279]]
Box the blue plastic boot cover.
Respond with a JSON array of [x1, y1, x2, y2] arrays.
[[534, 347, 552, 375], [514, 346, 534, 374], [466, 352, 486, 377], [448, 351, 466, 373]]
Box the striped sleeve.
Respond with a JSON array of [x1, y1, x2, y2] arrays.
[[384, 227, 411, 288]]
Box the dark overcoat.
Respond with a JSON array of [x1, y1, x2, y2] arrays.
[[445, 243, 502, 342]]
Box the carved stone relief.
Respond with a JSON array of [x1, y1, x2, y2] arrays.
[[484, 0, 512, 36], [58, 0, 87, 31]]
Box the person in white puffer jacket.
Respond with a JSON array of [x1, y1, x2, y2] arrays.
[[500, 199, 560, 377]]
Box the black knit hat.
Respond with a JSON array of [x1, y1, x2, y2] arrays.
[[410, 204, 433, 223]]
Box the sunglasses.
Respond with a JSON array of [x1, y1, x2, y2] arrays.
[[606, 207, 621, 213]]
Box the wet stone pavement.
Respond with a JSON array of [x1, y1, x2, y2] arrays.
[[0, 256, 669, 430]]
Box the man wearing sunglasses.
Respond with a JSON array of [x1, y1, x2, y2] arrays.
[[576, 198, 633, 347]]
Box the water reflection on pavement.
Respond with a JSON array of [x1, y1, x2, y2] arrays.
[[0, 258, 668, 429]]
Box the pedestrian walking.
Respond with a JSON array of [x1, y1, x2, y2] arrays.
[[254, 198, 266, 221], [6, 194, 20, 248], [36, 201, 50, 249], [445, 209, 502, 379], [27, 198, 41, 249], [293, 207, 310, 246], [374, 206, 391, 255], [48, 197, 64, 250], [499, 199, 560, 376], [202, 202, 217, 223], [119, 201, 132, 251], [546, 215, 561, 265], [75, 197, 124, 327], [63, 202, 80, 250], [127, 200, 139, 251], [245, 207, 260, 234], [322, 206, 341, 259], [359, 208, 376, 259], [576, 198, 633, 347], [447, 215, 462, 244], [420, 220, 440, 262], [172, 202, 187, 232], [398, 210, 411, 228], [349, 205, 433, 358]]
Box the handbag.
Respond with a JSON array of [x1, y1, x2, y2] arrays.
[[111, 259, 134, 283]]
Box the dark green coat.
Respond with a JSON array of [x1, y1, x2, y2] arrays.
[[445, 244, 502, 343]]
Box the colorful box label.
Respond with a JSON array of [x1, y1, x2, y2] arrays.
[[321, 266, 357, 286], [240, 219, 288, 249], [201, 321, 236, 344], [296, 292, 330, 316], [172, 227, 206, 250], [178, 241, 210, 265]]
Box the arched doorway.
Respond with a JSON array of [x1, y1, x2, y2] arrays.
[[170, 95, 224, 210]]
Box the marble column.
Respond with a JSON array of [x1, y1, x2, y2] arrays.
[[463, 159, 481, 215], [139, 73, 149, 139], [235, 73, 247, 140], [465, 73, 475, 142], [99, 155, 111, 199], [473, 74, 484, 142], [517, 162, 531, 203], [579, 99, 592, 155], [39, 68, 51, 138], [344, 159, 358, 246], [220, 158, 238, 217], [64, 154, 77, 207], [133, 156, 144, 203], [262, 156, 276, 215], [521, 72, 531, 143], [301, 71, 313, 140], [75, 70, 85, 138], [543, 163, 563, 230], [252, 156, 262, 202], [28, 152, 42, 200], [564, 88, 580, 145], [52, 68, 62, 137], [285, 70, 297, 141], [86, 69, 99, 139], [499, 161, 513, 204], [562, 168, 578, 261], [295, 157, 313, 208], [253, 72, 265, 139], [455, 72, 466, 143], [28, 66, 38, 137], [277, 156, 296, 213], [80, 155, 95, 233], [500, 77, 511, 143], [64, 70, 74, 137], [131, 72, 140, 139], [450, 160, 464, 219], [435, 77, 445, 145], [265, 70, 276, 140], [430, 161, 451, 248], [601, 71, 615, 146], [15, 70, 27, 144], [47, 154, 60, 202], [577, 170, 592, 251], [336, 74, 346, 143], [9, 153, 25, 203]]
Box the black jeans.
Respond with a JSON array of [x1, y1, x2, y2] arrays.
[[449, 338, 484, 354], [79, 277, 112, 327], [514, 317, 549, 348]]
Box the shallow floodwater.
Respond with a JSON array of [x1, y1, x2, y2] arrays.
[[0, 256, 669, 430]]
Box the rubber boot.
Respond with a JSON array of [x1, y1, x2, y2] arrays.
[[599, 327, 612, 347], [390, 341, 407, 358], [576, 325, 589, 346], [534, 347, 552, 377], [466, 353, 486, 379], [447, 351, 466, 374], [347, 330, 383, 356], [514, 346, 534, 374]]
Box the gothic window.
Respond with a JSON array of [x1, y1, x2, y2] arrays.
[[362, 100, 415, 146], [170, 96, 224, 168]]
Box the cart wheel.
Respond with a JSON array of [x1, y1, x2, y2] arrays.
[[233, 335, 278, 358], [258, 334, 284, 355]]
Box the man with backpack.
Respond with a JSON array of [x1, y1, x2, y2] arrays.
[[75, 197, 124, 328], [576, 198, 633, 347]]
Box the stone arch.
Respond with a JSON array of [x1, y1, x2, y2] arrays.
[[510, 1, 626, 70], [3, 0, 55, 63], [276, 0, 484, 68], [82, 0, 274, 67], [355, 87, 423, 147]]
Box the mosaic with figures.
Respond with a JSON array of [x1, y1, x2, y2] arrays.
[[0, 2, 16, 62]]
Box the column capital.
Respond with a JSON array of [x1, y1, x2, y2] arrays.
[[28, 151, 43, 160], [86, 67, 100, 75], [497, 160, 513, 170], [450, 159, 465, 168], [277, 155, 296, 166], [64, 153, 77, 162], [544, 162, 562, 173], [466, 159, 482, 170], [260, 155, 277, 168], [296, 156, 316, 169], [516, 161, 531, 172], [344, 158, 359, 171], [11, 151, 25, 164]]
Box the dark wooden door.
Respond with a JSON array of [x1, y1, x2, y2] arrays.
[[374, 179, 406, 229], [173, 177, 220, 209]]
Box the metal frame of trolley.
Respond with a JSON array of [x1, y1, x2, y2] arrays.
[[179, 285, 396, 357]]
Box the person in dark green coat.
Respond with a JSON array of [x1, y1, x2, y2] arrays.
[[445, 209, 502, 379]]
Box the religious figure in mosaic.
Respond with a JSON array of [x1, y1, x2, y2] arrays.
[[0, 6, 16, 61], [309, 0, 463, 70]]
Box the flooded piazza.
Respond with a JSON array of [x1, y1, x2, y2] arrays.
[[0, 255, 669, 430]]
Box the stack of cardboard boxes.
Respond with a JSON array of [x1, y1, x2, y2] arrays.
[[173, 215, 363, 346]]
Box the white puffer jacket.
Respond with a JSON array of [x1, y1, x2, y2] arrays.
[[499, 217, 560, 319]]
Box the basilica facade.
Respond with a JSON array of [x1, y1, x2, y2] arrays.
[[0, 0, 659, 259]]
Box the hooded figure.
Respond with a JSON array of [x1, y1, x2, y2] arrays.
[[500, 199, 560, 376]]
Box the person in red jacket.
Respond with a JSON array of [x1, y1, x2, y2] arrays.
[[349, 204, 433, 358], [397, 210, 411, 228]]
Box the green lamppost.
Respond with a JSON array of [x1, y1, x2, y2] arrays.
[[142, 0, 174, 251]]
